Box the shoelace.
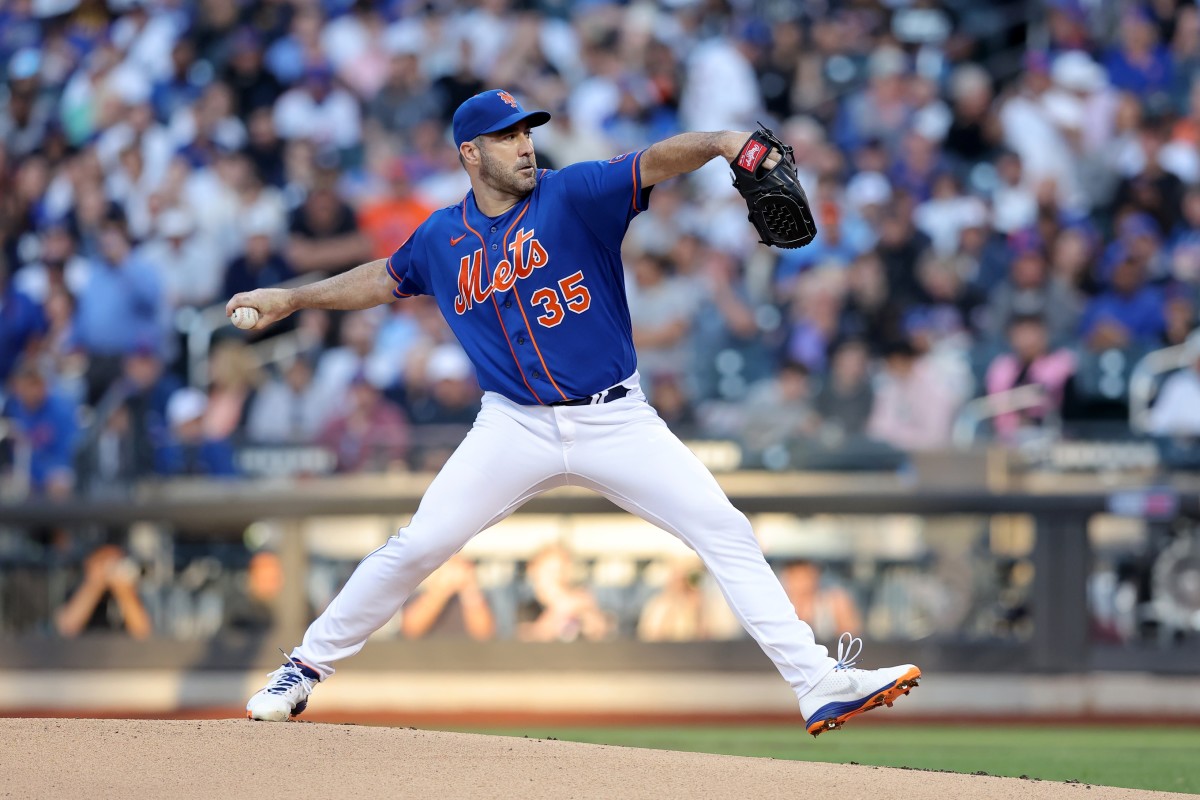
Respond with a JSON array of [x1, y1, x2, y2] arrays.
[[264, 649, 315, 697], [834, 631, 863, 671]]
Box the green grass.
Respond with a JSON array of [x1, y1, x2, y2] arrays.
[[441, 725, 1200, 794]]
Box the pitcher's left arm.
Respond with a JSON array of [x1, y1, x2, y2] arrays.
[[637, 131, 780, 187]]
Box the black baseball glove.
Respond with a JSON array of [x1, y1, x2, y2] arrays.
[[730, 125, 818, 249]]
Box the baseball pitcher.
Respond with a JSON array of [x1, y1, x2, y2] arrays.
[[230, 90, 919, 736]]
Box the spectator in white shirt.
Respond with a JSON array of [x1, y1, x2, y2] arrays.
[[1000, 53, 1084, 213], [679, 32, 764, 196], [14, 221, 92, 304], [96, 97, 174, 196], [273, 62, 363, 154], [136, 208, 223, 311], [990, 150, 1038, 234], [311, 309, 389, 421], [108, 0, 179, 83], [914, 173, 989, 256], [247, 356, 329, 445], [627, 253, 701, 381], [868, 341, 961, 451]]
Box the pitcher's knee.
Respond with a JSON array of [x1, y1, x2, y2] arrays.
[[387, 527, 460, 575], [719, 508, 755, 538], [685, 507, 757, 552]]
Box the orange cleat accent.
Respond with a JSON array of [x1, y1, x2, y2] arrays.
[[806, 662, 916, 738], [806, 666, 922, 737]]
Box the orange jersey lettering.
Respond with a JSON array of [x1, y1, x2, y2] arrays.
[[455, 229, 551, 315], [453, 249, 490, 314]]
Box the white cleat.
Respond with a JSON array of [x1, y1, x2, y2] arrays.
[[246, 691, 298, 722], [246, 653, 319, 722], [799, 633, 921, 737]]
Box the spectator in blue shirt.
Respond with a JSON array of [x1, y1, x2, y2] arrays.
[[1168, 186, 1200, 278], [153, 387, 237, 477], [117, 343, 182, 436], [0, 5, 40, 68], [889, 132, 944, 203], [3, 360, 79, 498], [0, 252, 47, 390], [151, 38, 205, 124], [86, 343, 184, 480], [1104, 6, 1174, 103], [1079, 253, 1165, 351], [74, 213, 163, 404], [221, 219, 295, 301]]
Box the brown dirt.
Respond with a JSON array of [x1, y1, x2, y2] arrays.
[[0, 718, 1176, 800]]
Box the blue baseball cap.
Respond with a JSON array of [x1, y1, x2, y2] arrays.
[[452, 89, 551, 149]]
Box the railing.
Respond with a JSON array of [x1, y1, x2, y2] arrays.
[[2, 477, 1197, 675], [1128, 338, 1198, 435], [0, 420, 31, 502], [952, 384, 1059, 448], [246, 327, 319, 377], [173, 275, 318, 389]]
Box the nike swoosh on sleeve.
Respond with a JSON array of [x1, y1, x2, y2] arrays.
[[450, 233, 467, 246]]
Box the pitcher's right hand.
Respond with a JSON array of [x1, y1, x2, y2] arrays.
[[225, 288, 295, 331]]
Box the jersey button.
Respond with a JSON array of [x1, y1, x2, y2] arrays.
[[504, 299, 512, 308], [491, 244, 498, 250], [517, 335, 525, 344], [531, 370, 541, 379], [490, 226, 497, 232]]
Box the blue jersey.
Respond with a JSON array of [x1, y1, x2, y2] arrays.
[[386, 151, 652, 405]]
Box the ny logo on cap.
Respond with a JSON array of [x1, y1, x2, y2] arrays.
[[497, 91, 519, 109]]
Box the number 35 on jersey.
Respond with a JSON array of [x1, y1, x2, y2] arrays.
[[453, 227, 591, 327]]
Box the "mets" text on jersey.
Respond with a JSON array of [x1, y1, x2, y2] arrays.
[[454, 227, 549, 315]]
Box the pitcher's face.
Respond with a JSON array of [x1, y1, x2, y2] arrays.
[[475, 121, 538, 197]]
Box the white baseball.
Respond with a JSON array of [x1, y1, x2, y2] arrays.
[[231, 307, 260, 330]]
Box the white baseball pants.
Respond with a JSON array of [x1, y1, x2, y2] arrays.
[[292, 373, 837, 700]]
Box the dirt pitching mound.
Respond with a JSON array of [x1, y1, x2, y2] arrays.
[[0, 718, 1174, 800]]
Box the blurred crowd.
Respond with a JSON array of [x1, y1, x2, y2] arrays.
[[3, 531, 974, 645], [6, 0, 1200, 498]]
